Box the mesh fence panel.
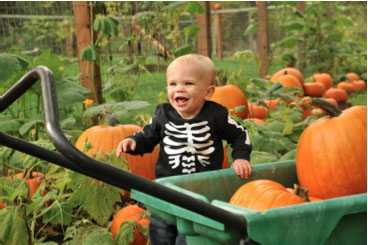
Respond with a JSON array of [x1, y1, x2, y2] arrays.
[[0, 2, 366, 62]]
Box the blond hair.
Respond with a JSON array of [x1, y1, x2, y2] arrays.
[[167, 54, 216, 84]]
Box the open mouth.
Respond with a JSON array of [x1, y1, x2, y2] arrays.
[[175, 96, 189, 106]]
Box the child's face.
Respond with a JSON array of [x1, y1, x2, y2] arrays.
[[166, 63, 214, 119]]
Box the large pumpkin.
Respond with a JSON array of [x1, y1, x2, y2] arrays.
[[229, 179, 305, 211], [75, 124, 159, 180], [296, 102, 367, 199], [110, 204, 149, 244], [210, 84, 249, 119]]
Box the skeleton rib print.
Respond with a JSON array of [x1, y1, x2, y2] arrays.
[[163, 121, 215, 174]]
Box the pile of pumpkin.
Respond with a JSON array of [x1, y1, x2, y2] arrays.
[[209, 67, 366, 123], [211, 68, 366, 211]]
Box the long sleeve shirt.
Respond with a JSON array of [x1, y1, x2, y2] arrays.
[[128, 101, 252, 178]]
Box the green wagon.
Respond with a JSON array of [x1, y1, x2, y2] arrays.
[[132, 160, 366, 245]]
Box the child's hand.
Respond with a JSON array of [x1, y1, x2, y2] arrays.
[[232, 159, 252, 179], [116, 138, 136, 157]]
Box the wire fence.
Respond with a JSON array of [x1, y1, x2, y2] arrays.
[[0, 2, 366, 64]]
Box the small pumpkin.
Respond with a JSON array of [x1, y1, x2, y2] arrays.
[[271, 74, 303, 90], [313, 73, 333, 89], [296, 99, 367, 199], [337, 81, 355, 94], [323, 88, 348, 103], [303, 82, 326, 97], [263, 99, 279, 110], [248, 103, 268, 119], [271, 67, 304, 84], [229, 179, 305, 211], [110, 204, 149, 243], [345, 72, 360, 82], [351, 80, 366, 91], [210, 84, 249, 119], [13, 171, 44, 199]]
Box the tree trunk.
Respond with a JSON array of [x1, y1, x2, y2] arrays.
[[196, 2, 212, 57], [256, 1, 269, 78], [213, 4, 223, 59], [72, 1, 103, 104]]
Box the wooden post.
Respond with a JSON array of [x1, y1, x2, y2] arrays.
[[196, 2, 212, 57], [63, 20, 74, 57], [72, 1, 103, 104], [256, 1, 269, 78], [297, 1, 306, 72], [212, 3, 223, 59]]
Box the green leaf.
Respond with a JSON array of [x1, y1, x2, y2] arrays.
[[0, 53, 28, 83], [61, 117, 77, 129], [279, 149, 296, 160], [243, 23, 256, 37], [173, 45, 194, 57], [66, 224, 114, 245], [284, 21, 304, 31], [80, 45, 97, 62], [19, 119, 43, 136], [250, 151, 278, 164], [115, 221, 136, 245], [0, 206, 29, 245], [185, 2, 203, 14], [68, 172, 121, 225], [278, 36, 300, 48], [0, 118, 22, 133]]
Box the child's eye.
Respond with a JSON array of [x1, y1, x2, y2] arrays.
[[185, 81, 194, 86], [168, 82, 176, 86]]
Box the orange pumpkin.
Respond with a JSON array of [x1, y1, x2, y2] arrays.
[[248, 103, 268, 119], [264, 99, 279, 110], [323, 88, 348, 103], [0, 202, 5, 209], [337, 81, 355, 94], [229, 180, 305, 211], [75, 124, 159, 180], [271, 67, 304, 84], [210, 84, 249, 119], [345, 72, 360, 82], [303, 82, 326, 97], [13, 171, 44, 199], [110, 204, 149, 243], [272, 74, 303, 90], [351, 80, 366, 91], [296, 103, 367, 199], [313, 73, 333, 89]]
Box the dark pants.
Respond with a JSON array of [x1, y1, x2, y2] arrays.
[[149, 216, 187, 245]]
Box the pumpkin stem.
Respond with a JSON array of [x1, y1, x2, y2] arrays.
[[293, 184, 310, 202], [103, 113, 120, 126], [311, 98, 342, 117]]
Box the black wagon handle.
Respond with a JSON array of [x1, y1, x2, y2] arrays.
[[0, 66, 247, 235]]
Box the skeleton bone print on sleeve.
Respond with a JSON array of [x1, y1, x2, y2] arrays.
[[163, 121, 214, 174]]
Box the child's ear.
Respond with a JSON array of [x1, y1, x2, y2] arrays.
[[205, 85, 215, 99]]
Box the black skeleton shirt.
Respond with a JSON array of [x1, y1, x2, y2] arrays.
[[128, 101, 252, 178]]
